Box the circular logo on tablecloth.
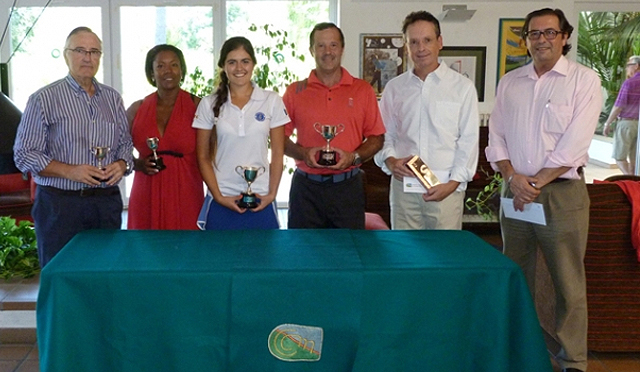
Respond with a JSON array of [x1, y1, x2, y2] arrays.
[[268, 324, 323, 362]]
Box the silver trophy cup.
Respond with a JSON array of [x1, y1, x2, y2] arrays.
[[313, 123, 345, 166], [235, 166, 266, 209], [146, 137, 166, 171], [91, 146, 110, 181]]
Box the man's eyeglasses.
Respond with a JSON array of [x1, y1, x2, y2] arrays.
[[66, 48, 102, 58], [522, 29, 565, 41]]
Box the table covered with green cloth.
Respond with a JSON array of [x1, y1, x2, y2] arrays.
[[37, 229, 551, 372]]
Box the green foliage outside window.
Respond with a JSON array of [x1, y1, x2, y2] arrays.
[[185, 23, 304, 97], [577, 12, 640, 135], [248, 23, 305, 93]]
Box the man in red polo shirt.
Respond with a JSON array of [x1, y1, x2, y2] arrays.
[[283, 22, 385, 229]]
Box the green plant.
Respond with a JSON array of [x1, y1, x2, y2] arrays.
[[465, 169, 503, 221], [185, 24, 304, 96], [577, 12, 640, 134], [249, 23, 305, 93], [184, 66, 215, 97], [0, 217, 39, 279]]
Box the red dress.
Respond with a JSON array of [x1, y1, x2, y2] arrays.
[[127, 90, 204, 230]]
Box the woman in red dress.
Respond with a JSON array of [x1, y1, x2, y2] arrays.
[[126, 45, 204, 229]]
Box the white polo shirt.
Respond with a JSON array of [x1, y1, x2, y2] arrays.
[[192, 84, 289, 196]]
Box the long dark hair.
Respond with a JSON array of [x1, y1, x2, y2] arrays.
[[212, 37, 257, 118], [209, 37, 257, 163]]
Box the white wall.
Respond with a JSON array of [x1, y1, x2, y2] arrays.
[[339, 0, 573, 112], [1, 0, 639, 112], [338, 0, 638, 111]]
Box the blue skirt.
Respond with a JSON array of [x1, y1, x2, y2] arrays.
[[197, 194, 279, 230]]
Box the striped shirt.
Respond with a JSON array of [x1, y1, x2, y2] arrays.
[[13, 74, 133, 190]]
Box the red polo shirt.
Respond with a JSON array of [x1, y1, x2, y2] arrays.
[[283, 67, 385, 175]]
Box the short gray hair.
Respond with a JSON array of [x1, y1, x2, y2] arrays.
[[64, 26, 102, 50], [629, 56, 640, 66]]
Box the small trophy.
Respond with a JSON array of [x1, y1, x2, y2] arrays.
[[313, 123, 345, 166], [91, 146, 110, 181], [146, 137, 166, 171], [405, 155, 440, 190], [235, 166, 266, 209]]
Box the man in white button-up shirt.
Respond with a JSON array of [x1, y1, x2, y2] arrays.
[[374, 11, 479, 230]]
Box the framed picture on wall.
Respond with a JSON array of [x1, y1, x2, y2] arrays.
[[497, 18, 531, 85], [439, 46, 486, 102], [360, 33, 407, 96]]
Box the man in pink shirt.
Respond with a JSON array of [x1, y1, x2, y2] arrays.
[[486, 8, 602, 372]]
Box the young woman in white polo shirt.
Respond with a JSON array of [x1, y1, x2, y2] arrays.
[[193, 37, 289, 229]]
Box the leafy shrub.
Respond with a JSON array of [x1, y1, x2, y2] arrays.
[[0, 217, 39, 279]]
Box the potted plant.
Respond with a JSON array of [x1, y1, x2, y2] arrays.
[[0, 216, 39, 279]]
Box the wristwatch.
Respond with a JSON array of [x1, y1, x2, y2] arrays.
[[352, 152, 362, 166], [120, 159, 132, 174]]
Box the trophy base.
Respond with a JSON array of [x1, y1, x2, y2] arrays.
[[151, 157, 167, 171], [317, 150, 337, 166], [92, 168, 108, 182], [237, 193, 259, 209]]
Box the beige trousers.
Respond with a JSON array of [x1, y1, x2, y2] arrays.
[[500, 178, 589, 371], [389, 177, 464, 230]]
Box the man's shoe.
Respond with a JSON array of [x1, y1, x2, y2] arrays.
[[562, 369, 583, 372]]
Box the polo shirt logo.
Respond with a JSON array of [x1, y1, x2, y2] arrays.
[[268, 324, 323, 362], [255, 112, 266, 121]]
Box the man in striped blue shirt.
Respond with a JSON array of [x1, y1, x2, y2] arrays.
[[13, 27, 134, 267]]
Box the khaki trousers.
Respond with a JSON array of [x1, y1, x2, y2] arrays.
[[500, 178, 589, 371], [390, 177, 464, 230]]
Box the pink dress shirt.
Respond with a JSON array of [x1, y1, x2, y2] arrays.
[[486, 56, 603, 179]]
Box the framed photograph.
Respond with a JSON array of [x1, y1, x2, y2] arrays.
[[360, 33, 407, 96], [439, 46, 486, 102], [497, 18, 531, 85]]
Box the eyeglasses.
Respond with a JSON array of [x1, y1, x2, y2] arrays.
[[66, 47, 102, 58], [523, 29, 565, 41]]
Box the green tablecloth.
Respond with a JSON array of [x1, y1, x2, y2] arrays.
[[37, 229, 551, 372]]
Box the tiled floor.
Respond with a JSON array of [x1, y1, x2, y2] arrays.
[[1, 163, 638, 372], [0, 344, 38, 372]]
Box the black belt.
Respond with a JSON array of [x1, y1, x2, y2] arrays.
[[549, 178, 571, 184], [296, 168, 360, 183], [41, 186, 120, 197], [549, 166, 583, 184], [156, 150, 183, 158]]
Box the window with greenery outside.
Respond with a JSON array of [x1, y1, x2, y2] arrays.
[[577, 11, 640, 135]]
